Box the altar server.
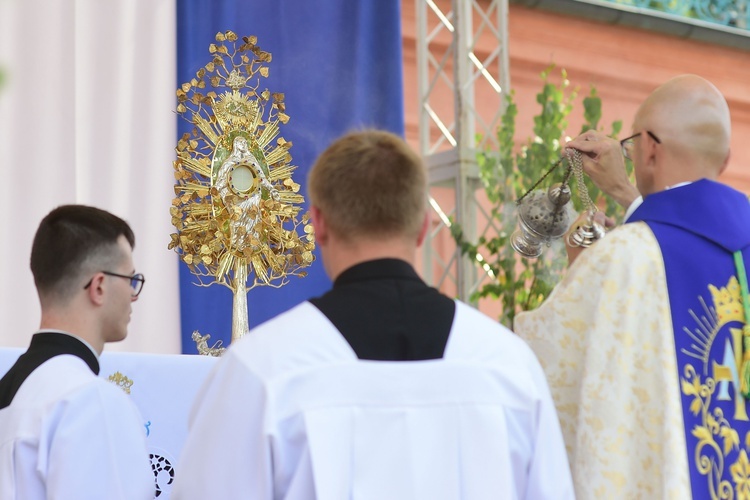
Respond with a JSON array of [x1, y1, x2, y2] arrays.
[[514, 75, 750, 498], [172, 130, 573, 500], [0, 205, 153, 499]]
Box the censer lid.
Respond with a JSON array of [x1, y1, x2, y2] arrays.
[[517, 184, 574, 240]]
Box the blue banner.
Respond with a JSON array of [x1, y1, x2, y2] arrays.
[[176, 0, 404, 353]]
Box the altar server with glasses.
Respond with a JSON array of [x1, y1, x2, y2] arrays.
[[0, 205, 153, 499], [515, 75, 750, 498], [173, 130, 573, 499]]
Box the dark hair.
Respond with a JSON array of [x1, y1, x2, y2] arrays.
[[30, 205, 135, 300]]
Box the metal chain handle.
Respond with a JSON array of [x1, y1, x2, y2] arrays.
[[566, 149, 606, 248], [514, 148, 607, 249]]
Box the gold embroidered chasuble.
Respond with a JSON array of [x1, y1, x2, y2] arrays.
[[515, 223, 691, 499]]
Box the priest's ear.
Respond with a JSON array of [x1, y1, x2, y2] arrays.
[[310, 206, 328, 245]]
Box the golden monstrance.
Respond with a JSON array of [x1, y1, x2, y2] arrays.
[[169, 31, 315, 355]]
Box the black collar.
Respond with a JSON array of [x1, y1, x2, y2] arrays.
[[334, 258, 423, 287], [28, 332, 100, 374], [0, 332, 100, 409]]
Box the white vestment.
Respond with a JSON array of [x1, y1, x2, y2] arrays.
[[0, 354, 154, 500], [172, 301, 574, 499], [514, 223, 691, 498]]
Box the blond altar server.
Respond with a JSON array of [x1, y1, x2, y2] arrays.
[[514, 75, 750, 499], [172, 130, 574, 500], [0, 206, 153, 499]]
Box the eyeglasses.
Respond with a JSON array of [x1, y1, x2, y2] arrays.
[[84, 271, 146, 297], [620, 131, 661, 161]]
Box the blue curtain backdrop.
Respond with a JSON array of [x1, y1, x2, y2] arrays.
[[177, 0, 405, 353]]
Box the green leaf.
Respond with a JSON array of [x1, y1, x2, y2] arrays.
[[453, 66, 622, 327], [610, 119, 623, 138], [582, 87, 602, 132]]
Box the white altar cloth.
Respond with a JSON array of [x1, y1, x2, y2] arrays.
[[0, 348, 218, 500]]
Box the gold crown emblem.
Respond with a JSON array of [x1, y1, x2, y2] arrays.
[[169, 31, 315, 293], [709, 276, 746, 327], [107, 371, 134, 395]]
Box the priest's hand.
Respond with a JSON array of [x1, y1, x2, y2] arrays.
[[565, 211, 615, 266], [565, 130, 640, 209]]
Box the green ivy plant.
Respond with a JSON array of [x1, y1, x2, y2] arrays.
[[451, 66, 626, 329]]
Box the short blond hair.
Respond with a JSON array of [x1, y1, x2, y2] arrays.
[[308, 130, 427, 241]]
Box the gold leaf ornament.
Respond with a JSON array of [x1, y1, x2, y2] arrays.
[[690, 397, 701, 416], [170, 33, 315, 293], [692, 425, 713, 443], [682, 378, 697, 396], [721, 426, 741, 455]]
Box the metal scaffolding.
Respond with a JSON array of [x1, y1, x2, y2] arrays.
[[416, 0, 510, 301]]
